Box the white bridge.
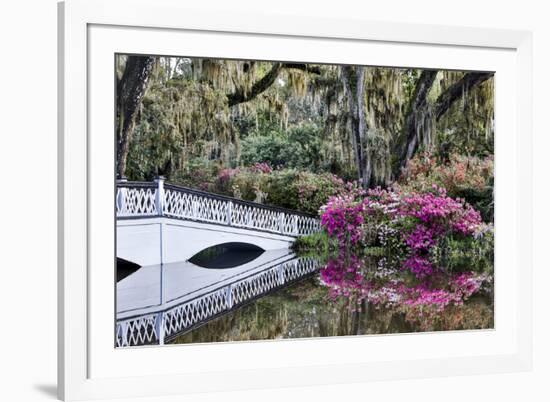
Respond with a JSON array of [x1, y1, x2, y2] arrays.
[[117, 178, 321, 266], [116, 178, 322, 347]]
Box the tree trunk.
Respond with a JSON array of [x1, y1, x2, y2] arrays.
[[356, 66, 372, 188], [393, 71, 493, 180], [393, 70, 438, 178], [116, 56, 156, 177], [341, 66, 365, 184]]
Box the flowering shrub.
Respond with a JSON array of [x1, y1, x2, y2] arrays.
[[398, 187, 482, 236], [320, 185, 483, 279], [317, 180, 492, 328], [398, 152, 494, 221], [399, 152, 493, 193], [320, 196, 365, 249], [169, 159, 219, 191], [318, 182, 366, 246], [251, 162, 273, 174], [292, 172, 351, 215]]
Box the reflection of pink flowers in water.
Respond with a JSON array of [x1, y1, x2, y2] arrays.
[[320, 254, 489, 321], [402, 255, 434, 279]]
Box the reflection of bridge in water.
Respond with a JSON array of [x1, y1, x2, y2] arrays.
[[115, 179, 321, 347]]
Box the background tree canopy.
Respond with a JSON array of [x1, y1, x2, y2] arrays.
[[116, 55, 494, 212]]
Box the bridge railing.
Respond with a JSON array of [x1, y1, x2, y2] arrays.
[[115, 256, 320, 347], [116, 178, 321, 236]]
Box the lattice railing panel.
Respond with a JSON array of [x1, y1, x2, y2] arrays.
[[230, 266, 281, 306], [116, 187, 157, 217], [116, 257, 320, 347], [282, 257, 319, 282], [195, 196, 230, 225], [296, 216, 322, 235], [163, 287, 229, 337], [163, 189, 194, 219], [116, 314, 158, 347], [231, 203, 279, 234]]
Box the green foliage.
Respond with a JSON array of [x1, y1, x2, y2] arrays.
[[214, 167, 349, 215], [239, 132, 289, 167], [292, 231, 336, 258], [170, 158, 221, 191], [240, 124, 323, 171]]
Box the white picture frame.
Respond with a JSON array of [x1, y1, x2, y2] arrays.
[[58, 0, 533, 400]]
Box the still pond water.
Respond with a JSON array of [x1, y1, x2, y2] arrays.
[[169, 246, 493, 345]]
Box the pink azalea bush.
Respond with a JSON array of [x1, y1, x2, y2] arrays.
[[320, 185, 482, 279], [318, 182, 490, 325]]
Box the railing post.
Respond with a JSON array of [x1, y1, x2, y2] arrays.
[[277, 264, 285, 285], [156, 312, 165, 345], [227, 201, 233, 226], [119, 321, 128, 347], [192, 196, 199, 219], [154, 176, 165, 216], [293, 215, 299, 235], [278, 212, 284, 234], [226, 284, 233, 309], [116, 175, 128, 215]]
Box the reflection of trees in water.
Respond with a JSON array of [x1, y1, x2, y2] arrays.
[[170, 274, 493, 345]]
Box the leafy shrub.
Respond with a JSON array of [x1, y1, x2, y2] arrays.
[[240, 124, 323, 171], [171, 158, 220, 191], [213, 166, 350, 215]]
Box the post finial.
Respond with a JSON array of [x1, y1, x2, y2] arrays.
[[117, 174, 128, 183]]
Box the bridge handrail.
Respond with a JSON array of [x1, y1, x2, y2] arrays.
[[117, 180, 317, 218], [116, 178, 321, 236], [163, 182, 318, 218]]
